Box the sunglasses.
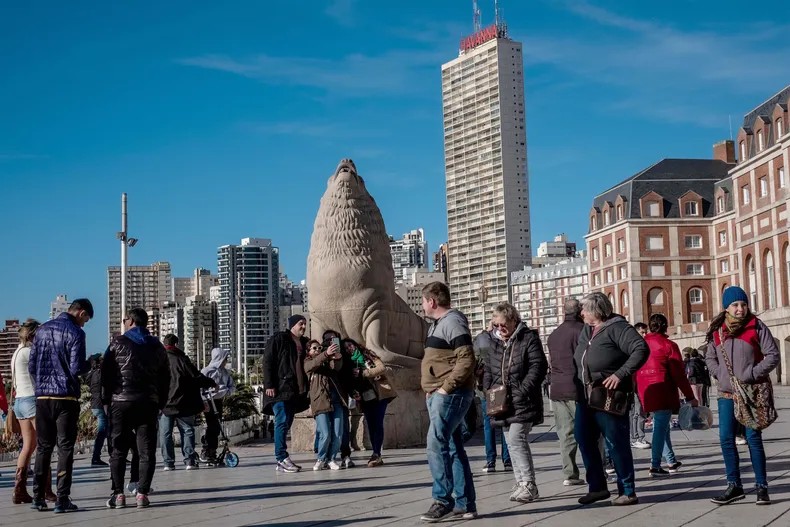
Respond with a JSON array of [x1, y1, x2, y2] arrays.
[[309, 345, 323, 351]]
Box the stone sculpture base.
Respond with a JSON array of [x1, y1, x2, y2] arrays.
[[289, 389, 430, 452]]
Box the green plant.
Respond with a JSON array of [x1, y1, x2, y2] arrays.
[[223, 372, 260, 421]]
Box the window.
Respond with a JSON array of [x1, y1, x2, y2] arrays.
[[689, 288, 703, 304], [592, 247, 599, 261], [606, 270, 613, 283], [721, 259, 730, 273], [778, 118, 784, 138], [747, 255, 758, 309], [765, 250, 776, 309], [616, 204, 623, 221], [779, 167, 786, 188], [647, 201, 660, 217], [686, 263, 704, 275], [603, 211, 610, 226], [691, 313, 704, 324], [621, 290, 629, 308], [742, 185, 751, 205], [684, 201, 698, 216], [760, 177, 769, 197], [646, 236, 664, 250], [605, 243, 612, 257], [619, 266, 627, 279], [739, 140, 746, 161], [717, 196, 725, 213], [590, 216, 597, 231], [649, 264, 665, 277], [757, 130, 764, 151], [648, 287, 665, 306], [593, 274, 600, 286], [684, 235, 702, 249], [719, 231, 727, 246], [618, 238, 625, 253]]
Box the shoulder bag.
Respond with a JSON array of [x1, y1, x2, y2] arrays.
[[719, 329, 777, 431], [583, 333, 631, 416], [486, 340, 514, 418]]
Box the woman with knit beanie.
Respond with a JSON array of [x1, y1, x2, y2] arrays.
[[705, 286, 780, 506]]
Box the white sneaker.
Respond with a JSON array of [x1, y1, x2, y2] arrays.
[[327, 460, 342, 471], [509, 484, 523, 501], [735, 437, 747, 445], [342, 456, 355, 469], [631, 440, 651, 449], [563, 478, 585, 486], [515, 482, 540, 503], [313, 460, 327, 471]]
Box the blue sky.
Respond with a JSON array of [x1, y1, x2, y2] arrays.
[[2, 0, 790, 350]]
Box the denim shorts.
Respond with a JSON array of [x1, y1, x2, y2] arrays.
[[13, 396, 36, 419]]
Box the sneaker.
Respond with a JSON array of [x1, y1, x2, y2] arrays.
[[648, 467, 670, 478], [185, 461, 198, 471], [735, 436, 747, 446], [276, 458, 301, 473], [367, 455, 384, 467], [106, 493, 126, 509], [450, 508, 479, 520], [162, 465, 175, 471], [515, 482, 539, 503], [327, 460, 342, 471], [710, 483, 745, 505], [604, 461, 616, 475], [578, 490, 611, 505], [502, 460, 513, 472], [53, 499, 78, 513], [612, 494, 639, 506], [509, 484, 522, 502], [91, 459, 109, 467], [756, 486, 771, 505], [666, 462, 682, 473], [31, 498, 48, 511], [313, 460, 327, 471], [420, 502, 453, 522], [136, 494, 150, 509], [126, 482, 138, 496], [342, 456, 355, 469], [631, 440, 651, 449], [563, 478, 585, 486], [482, 461, 496, 473]]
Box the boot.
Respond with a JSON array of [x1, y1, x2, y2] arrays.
[[44, 475, 57, 502], [12, 467, 33, 504]]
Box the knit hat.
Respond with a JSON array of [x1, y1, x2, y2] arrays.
[[722, 286, 748, 309], [287, 314, 306, 329]]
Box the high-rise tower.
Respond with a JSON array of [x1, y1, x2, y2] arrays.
[[441, 12, 532, 329]]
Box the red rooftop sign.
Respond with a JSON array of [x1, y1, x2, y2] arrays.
[[460, 24, 499, 52]]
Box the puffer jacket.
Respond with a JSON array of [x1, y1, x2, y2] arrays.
[[706, 315, 780, 394], [101, 327, 170, 408], [636, 332, 694, 414], [484, 324, 548, 427], [201, 348, 236, 400], [304, 351, 348, 416], [547, 314, 584, 402], [165, 345, 216, 416], [574, 315, 649, 394], [88, 367, 103, 410], [28, 313, 88, 398]]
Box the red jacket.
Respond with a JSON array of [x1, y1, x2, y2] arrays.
[[636, 333, 695, 413], [0, 373, 8, 414]]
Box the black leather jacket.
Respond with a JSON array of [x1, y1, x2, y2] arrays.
[[101, 327, 170, 408]]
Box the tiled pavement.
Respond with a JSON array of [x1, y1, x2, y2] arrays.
[[2, 389, 790, 527]]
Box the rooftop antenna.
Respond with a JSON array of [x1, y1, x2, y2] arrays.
[[473, 0, 482, 32], [494, 0, 507, 36], [494, 0, 500, 26]]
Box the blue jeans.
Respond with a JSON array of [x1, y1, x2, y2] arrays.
[[426, 389, 477, 513], [272, 401, 295, 462], [159, 414, 197, 466], [91, 408, 109, 462], [362, 399, 390, 456], [575, 397, 636, 497], [481, 397, 510, 464], [315, 390, 345, 462], [650, 409, 676, 468], [718, 397, 767, 487]]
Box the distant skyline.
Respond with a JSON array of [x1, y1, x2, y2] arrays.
[[2, 1, 790, 349]]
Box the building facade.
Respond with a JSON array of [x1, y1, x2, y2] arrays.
[[217, 238, 280, 370], [49, 294, 70, 320], [442, 22, 532, 329], [511, 257, 589, 350], [532, 234, 578, 267], [183, 294, 217, 369], [432, 243, 449, 283], [173, 268, 219, 306], [107, 261, 173, 338], [159, 301, 184, 344], [389, 228, 429, 284], [278, 274, 309, 333], [0, 320, 20, 381], [395, 270, 448, 318]]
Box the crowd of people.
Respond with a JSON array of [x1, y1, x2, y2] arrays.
[[3, 283, 782, 521]]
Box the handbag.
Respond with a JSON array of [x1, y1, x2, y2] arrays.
[[718, 329, 777, 431], [5, 406, 21, 436], [486, 338, 515, 418], [582, 335, 631, 416]]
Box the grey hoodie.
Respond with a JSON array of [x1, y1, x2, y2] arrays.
[[201, 348, 236, 400]]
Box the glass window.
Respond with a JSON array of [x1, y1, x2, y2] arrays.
[[739, 140, 746, 161], [721, 259, 730, 273], [686, 263, 704, 275], [684, 235, 702, 249], [647, 201, 660, 217], [691, 313, 704, 323], [779, 167, 785, 188], [717, 196, 725, 213], [605, 243, 611, 257], [618, 238, 625, 253], [684, 201, 698, 216], [760, 177, 769, 197], [742, 185, 751, 205], [619, 266, 627, 279], [765, 251, 776, 310], [778, 118, 784, 138], [757, 130, 764, 151], [689, 288, 703, 304], [719, 231, 727, 246], [592, 248, 599, 261]]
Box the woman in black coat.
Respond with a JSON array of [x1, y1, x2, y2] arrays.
[[484, 302, 547, 504]]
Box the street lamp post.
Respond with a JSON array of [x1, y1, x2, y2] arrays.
[[476, 284, 489, 332], [116, 193, 138, 334]]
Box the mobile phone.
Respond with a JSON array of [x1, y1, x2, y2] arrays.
[[332, 337, 341, 349]]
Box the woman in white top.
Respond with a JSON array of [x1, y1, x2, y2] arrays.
[[11, 319, 40, 504]]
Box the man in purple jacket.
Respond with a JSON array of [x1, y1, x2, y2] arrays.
[[28, 298, 93, 513]]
